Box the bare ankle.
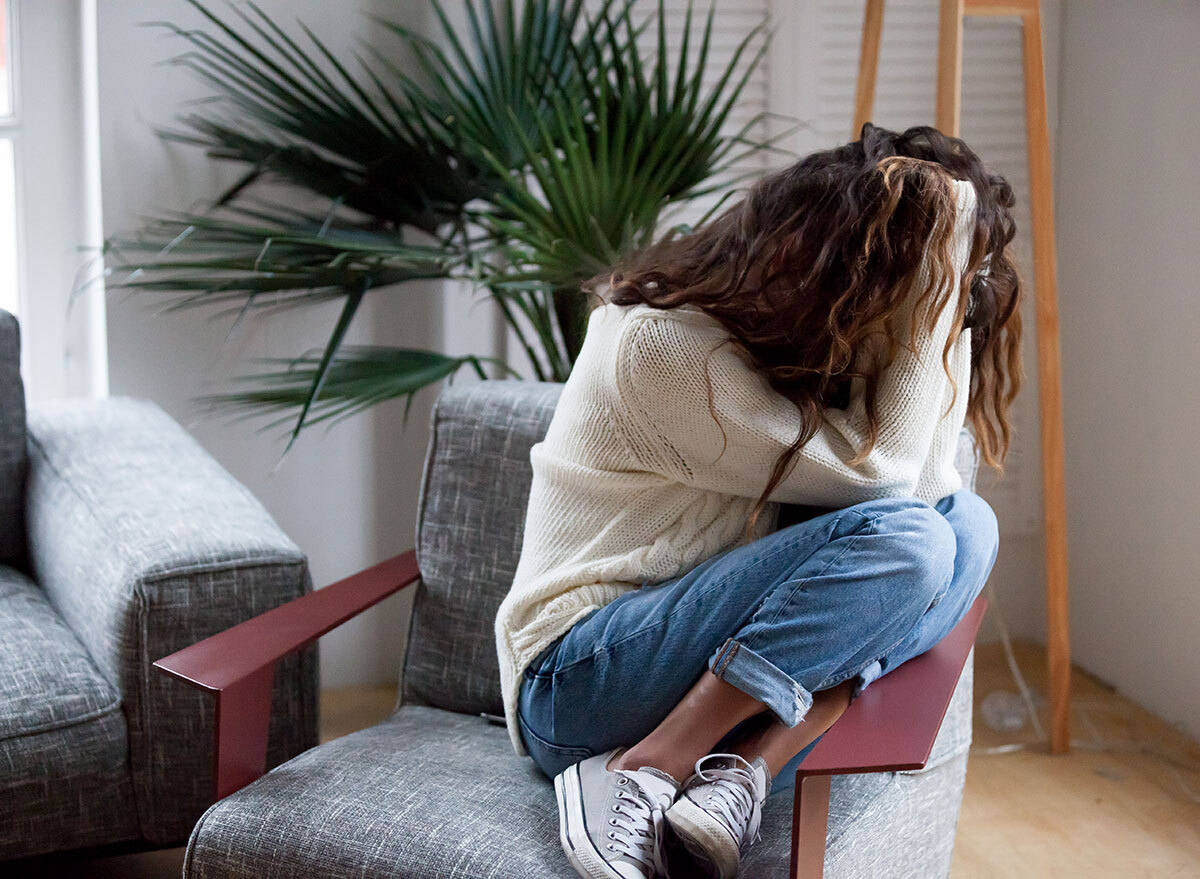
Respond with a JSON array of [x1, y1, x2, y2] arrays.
[[612, 746, 689, 783]]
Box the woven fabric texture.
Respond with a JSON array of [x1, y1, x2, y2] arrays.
[[0, 310, 27, 566], [184, 652, 972, 878], [21, 398, 320, 846], [404, 381, 565, 717], [188, 380, 977, 877], [0, 565, 140, 859]]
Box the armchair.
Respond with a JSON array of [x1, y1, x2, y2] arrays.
[[168, 380, 985, 878], [0, 310, 317, 861]]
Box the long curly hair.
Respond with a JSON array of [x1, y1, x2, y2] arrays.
[[592, 123, 1023, 535]]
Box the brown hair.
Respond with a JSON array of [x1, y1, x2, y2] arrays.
[[593, 123, 1023, 537]]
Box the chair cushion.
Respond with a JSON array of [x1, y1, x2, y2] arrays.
[[0, 565, 139, 858], [404, 381, 563, 715], [184, 654, 972, 879], [0, 311, 27, 566]]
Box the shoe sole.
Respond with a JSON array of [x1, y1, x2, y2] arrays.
[[555, 764, 626, 879], [665, 796, 741, 879]]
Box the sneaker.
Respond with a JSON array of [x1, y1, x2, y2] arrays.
[[664, 753, 771, 879], [554, 747, 681, 879]]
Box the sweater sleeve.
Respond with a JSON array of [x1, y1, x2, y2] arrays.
[[612, 179, 977, 507]]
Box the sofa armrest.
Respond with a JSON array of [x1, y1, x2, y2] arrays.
[[24, 397, 318, 843], [789, 595, 986, 878], [156, 551, 421, 799]]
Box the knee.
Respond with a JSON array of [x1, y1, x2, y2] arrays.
[[941, 490, 1000, 575], [868, 499, 956, 613]]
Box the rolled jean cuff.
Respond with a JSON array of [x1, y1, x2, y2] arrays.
[[709, 637, 813, 727], [852, 659, 883, 699]]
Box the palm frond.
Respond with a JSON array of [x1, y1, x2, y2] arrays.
[[113, 0, 784, 444], [107, 209, 456, 318], [206, 345, 516, 434], [152, 0, 484, 232], [478, 1, 772, 293]]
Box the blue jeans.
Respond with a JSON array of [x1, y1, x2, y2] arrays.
[[516, 491, 999, 795]]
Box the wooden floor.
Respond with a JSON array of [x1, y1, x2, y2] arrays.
[[954, 642, 1200, 878], [14, 642, 1200, 877]]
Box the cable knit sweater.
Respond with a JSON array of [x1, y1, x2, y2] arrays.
[[495, 179, 978, 755]]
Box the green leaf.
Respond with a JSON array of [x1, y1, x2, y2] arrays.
[[205, 346, 517, 434], [281, 275, 366, 454]]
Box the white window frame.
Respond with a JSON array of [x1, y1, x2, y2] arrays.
[[0, 0, 23, 319], [3, 0, 106, 401]]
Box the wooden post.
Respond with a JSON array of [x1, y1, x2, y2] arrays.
[[854, 0, 1072, 753], [936, 0, 965, 135], [1018, 3, 1072, 756], [852, 0, 886, 137]]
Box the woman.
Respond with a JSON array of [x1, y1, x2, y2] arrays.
[[494, 123, 1022, 879]]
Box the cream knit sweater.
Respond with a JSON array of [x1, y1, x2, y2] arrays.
[[495, 179, 978, 755]]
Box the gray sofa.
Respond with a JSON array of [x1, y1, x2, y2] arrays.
[[0, 310, 318, 861], [183, 380, 977, 878]]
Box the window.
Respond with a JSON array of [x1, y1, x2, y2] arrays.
[[0, 0, 107, 399], [0, 0, 19, 316]]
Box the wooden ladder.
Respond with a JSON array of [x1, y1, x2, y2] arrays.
[[852, 0, 1071, 755]]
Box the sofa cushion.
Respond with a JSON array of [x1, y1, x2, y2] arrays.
[[0, 311, 27, 566], [404, 381, 563, 715], [0, 565, 120, 741], [0, 565, 138, 858], [184, 656, 971, 879]]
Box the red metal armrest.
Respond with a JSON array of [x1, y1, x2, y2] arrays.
[[789, 595, 987, 878], [154, 550, 421, 800]]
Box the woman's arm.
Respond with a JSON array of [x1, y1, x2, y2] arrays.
[[612, 180, 976, 506]]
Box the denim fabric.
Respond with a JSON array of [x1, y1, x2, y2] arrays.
[[517, 491, 998, 793]]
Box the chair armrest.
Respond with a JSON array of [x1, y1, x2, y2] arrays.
[[789, 595, 986, 878], [24, 397, 316, 843], [798, 594, 987, 777], [155, 551, 421, 800]]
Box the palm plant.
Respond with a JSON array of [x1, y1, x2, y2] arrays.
[[107, 0, 777, 448]]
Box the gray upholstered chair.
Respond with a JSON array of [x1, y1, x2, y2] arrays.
[[175, 379, 981, 878], [0, 310, 318, 862]]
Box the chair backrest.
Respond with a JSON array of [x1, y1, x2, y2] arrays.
[[403, 381, 562, 715], [401, 379, 982, 716], [0, 310, 27, 566]]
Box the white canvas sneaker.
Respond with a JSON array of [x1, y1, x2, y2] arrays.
[[664, 753, 771, 879], [554, 747, 681, 879]]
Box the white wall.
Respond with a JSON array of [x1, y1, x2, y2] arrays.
[[96, 0, 460, 688], [1055, 0, 1200, 738]]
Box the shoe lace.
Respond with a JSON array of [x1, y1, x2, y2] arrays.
[[606, 771, 672, 877], [689, 754, 764, 850]]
